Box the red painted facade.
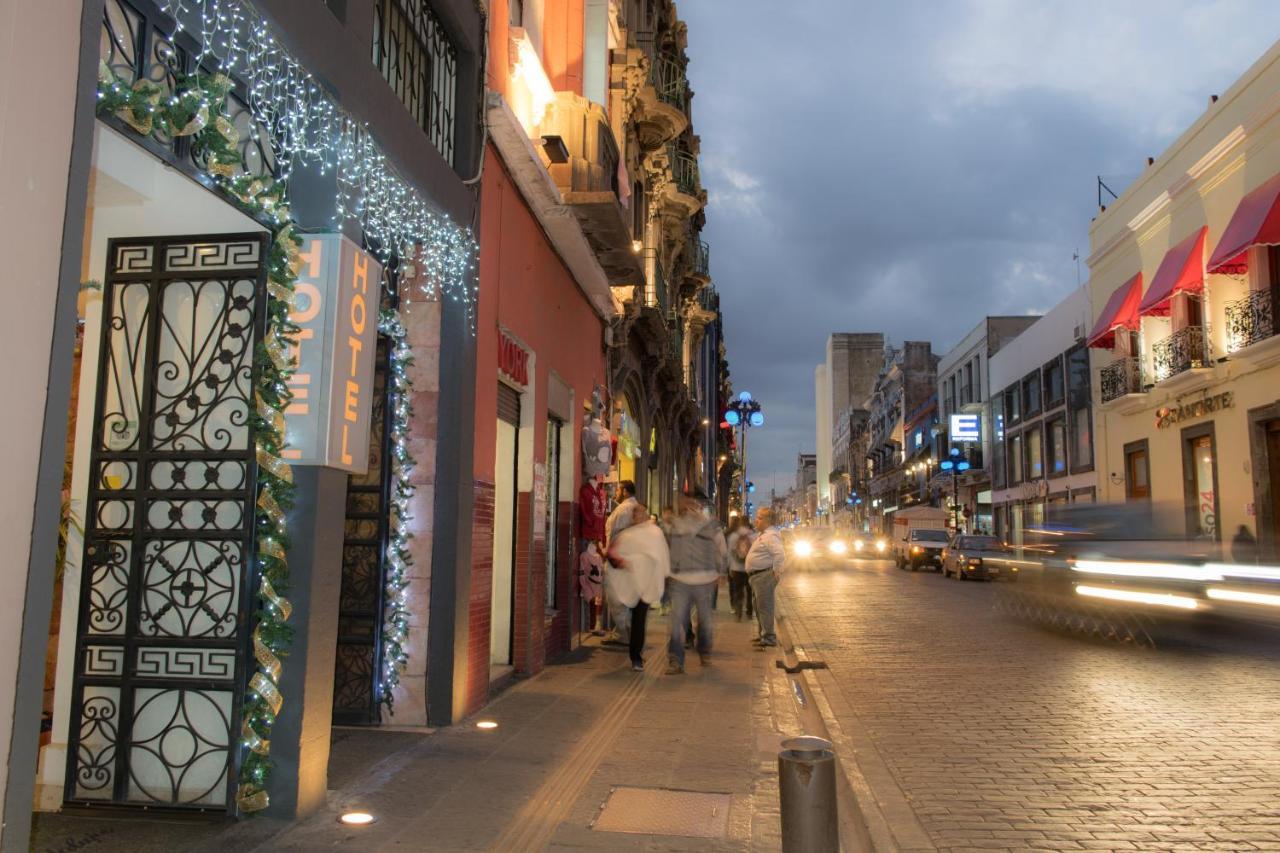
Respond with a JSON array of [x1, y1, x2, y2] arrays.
[[466, 146, 606, 715]]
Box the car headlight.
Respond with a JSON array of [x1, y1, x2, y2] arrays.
[[854, 539, 865, 551], [829, 540, 847, 555], [793, 540, 813, 557], [875, 540, 887, 552], [911, 545, 922, 554]]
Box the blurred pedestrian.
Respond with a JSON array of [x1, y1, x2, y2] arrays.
[[1232, 524, 1259, 564], [746, 507, 786, 648], [727, 516, 756, 620], [664, 490, 728, 673], [602, 481, 639, 645], [605, 503, 670, 671]]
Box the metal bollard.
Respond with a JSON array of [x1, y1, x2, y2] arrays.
[[778, 735, 838, 853]]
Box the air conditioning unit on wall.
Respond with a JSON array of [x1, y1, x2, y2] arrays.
[[1073, 323, 1086, 342]]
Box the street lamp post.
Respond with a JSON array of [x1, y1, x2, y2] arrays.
[[725, 391, 764, 519], [938, 447, 970, 532]]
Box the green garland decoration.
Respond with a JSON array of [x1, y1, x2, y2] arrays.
[[377, 309, 414, 712], [96, 64, 299, 813]]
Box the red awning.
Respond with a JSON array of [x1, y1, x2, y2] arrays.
[[1207, 172, 1280, 274], [1139, 227, 1207, 316], [1087, 273, 1143, 349]]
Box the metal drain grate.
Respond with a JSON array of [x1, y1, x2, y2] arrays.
[[591, 786, 732, 838]]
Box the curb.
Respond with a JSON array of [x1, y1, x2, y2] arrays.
[[777, 594, 938, 853]]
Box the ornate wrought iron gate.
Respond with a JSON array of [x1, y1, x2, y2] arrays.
[[332, 338, 394, 725], [66, 233, 268, 810]]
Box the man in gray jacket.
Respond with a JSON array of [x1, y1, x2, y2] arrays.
[[664, 490, 729, 674]]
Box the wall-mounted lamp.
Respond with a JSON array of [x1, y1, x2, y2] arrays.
[[1109, 471, 1125, 486], [540, 134, 570, 164]]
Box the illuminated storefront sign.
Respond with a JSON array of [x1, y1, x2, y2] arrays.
[[499, 332, 530, 387], [283, 234, 381, 473], [950, 413, 981, 442], [1155, 391, 1233, 429]]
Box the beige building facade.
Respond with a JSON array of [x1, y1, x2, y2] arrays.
[[1088, 41, 1280, 558]]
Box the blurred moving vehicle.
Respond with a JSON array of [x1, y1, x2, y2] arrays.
[[892, 506, 949, 570], [941, 535, 1016, 581], [852, 535, 890, 557]]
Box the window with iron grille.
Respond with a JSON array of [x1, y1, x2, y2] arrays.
[[372, 0, 459, 165]]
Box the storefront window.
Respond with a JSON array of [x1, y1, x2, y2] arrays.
[[1184, 429, 1219, 540], [1047, 417, 1066, 475], [1005, 385, 1020, 425], [545, 418, 562, 608], [1022, 371, 1042, 418], [1043, 356, 1064, 410], [1026, 426, 1043, 479], [1008, 432, 1023, 483], [1124, 440, 1149, 500]]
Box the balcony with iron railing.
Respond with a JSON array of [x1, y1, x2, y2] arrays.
[[661, 145, 702, 217], [1151, 325, 1210, 384], [1225, 289, 1279, 356], [690, 239, 710, 283], [1099, 357, 1142, 404], [644, 256, 669, 317], [540, 93, 641, 284], [628, 45, 688, 149]]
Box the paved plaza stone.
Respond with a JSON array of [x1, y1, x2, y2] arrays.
[[30, 599, 794, 853], [782, 558, 1280, 853]]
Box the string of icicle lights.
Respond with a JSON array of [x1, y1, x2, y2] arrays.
[[161, 0, 477, 319]]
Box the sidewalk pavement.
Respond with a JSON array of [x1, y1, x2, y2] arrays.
[[30, 590, 804, 852]]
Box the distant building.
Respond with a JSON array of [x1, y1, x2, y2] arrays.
[[933, 316, 1039, 533], [864, 342, 941, 534], [988, 288, 1097, 542], [814, 333, 885, 514]]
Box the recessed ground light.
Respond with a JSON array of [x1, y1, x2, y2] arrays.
[[339, 811, 376, 826], [476, 720, 499, 730]]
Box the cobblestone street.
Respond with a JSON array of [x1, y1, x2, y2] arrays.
[[783, 558, 1280, 853]]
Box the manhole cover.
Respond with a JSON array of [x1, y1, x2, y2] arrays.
[[591, 786, 732, 838]]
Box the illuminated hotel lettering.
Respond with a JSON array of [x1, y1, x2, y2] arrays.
[[499, 332, 530, 387], [283, 234, 381, 473]]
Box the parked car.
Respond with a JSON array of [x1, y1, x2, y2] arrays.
[[942, 535, 1017, 581], [898, 527, 950, 571]]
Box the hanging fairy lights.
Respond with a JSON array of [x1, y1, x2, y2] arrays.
[[100, 0, 475, 814], [161, 0, 478, 316], [376, 309, 414, 710]]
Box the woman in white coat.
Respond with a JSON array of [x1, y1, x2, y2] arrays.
[[605, 504, 670, 671]]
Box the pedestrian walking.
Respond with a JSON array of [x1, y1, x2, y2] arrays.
[[664, 490, 728, 674], [726, 516, 756, 621], [605, 503, 670, 671], [1232, 524, 1260, 564], [745, 507, 786, 648], [602, 481, 639, 645]]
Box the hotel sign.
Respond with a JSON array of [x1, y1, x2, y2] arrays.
[[949, 413, 981, 443], [499, 332, 530, 387], [1155, 391, 1234, 429], [283, 234, 382, 473]]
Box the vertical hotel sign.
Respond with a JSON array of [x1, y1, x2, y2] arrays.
[[283, 234, 381, 474]]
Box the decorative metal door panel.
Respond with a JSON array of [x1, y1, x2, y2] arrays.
[[66, 234, 268, 810], [332, 339, 392, 725]]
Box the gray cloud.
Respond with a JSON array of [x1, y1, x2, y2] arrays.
[[679, 0, 1279, 492]]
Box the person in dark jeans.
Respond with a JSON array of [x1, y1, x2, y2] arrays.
[[605, 503, 670, 671], [726, 516, 755, 620]]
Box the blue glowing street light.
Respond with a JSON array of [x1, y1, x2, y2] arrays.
[[940, 447, 969, 530], [724, 392, 765, 518]]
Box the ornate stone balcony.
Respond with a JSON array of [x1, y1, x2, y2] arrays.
[[541, 92, 642, 284]]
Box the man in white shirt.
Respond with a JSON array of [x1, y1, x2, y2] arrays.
[[745, 508, 786, 648]]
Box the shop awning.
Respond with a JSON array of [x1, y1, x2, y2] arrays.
[[1139, 227, 1206, 316], [1207, 172, 1280, 274], [1087, 273, 1143, 349]]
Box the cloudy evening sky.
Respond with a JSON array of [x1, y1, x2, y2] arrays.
[[679, 0, 1280, 496]]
